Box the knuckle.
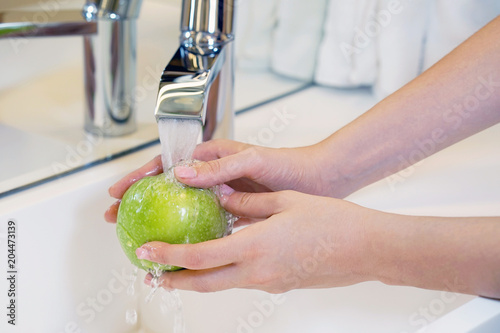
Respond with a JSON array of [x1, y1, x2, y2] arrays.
[[182, 248, 204, 269], [203, 160, 222, 177], [238, 192, 255, 208]]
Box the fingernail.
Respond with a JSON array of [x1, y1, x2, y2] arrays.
[[136, 247, 150, 260], [174, 166, 197, 179], [220, 184, 235, 197]]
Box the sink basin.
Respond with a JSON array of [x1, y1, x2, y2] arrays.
[[0, 143, 482, 333], [1, 83, 500, 332]]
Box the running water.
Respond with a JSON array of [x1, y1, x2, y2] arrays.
[[124, 264, 185, 332], [158, 118, 202, 170], [125, 267, 139, 326], [138, 117, 200, 333]]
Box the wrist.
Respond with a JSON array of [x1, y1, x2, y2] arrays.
[[313, 138, 371, 199], [355, 209, 409, 286]]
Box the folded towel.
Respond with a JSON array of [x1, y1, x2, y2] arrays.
[[234, 0, 500, 100], [423, 0, 500, 71], [271, 0, 329, 81], [373, 0, 430, 99], [315, 0, 378, 88], [234, 0, 279, 70]]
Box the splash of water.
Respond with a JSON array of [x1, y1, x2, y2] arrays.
[[145, 264, 185, 333], [145, 264, 163, 303], [158, 118, 202, 171], [125, 267, 139, 326]]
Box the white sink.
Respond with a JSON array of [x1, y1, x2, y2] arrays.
[[2, 84, 500, 332], [0, 140, 490, 333], [1, 8, 500, 327]]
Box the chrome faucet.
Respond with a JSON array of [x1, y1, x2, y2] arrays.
[[154, 0, 235, 140], [0, 0, 234, 140], [82, 0, 142, 136], [0, 0, 141, 137]]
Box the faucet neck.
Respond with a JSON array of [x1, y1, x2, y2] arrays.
[[180, 0, 234, 54]]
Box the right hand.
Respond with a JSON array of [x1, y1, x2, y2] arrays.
[[173, 139, 329, 195], [105, 139, 330, 223]]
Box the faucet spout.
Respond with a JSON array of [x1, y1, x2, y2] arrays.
[[155, 44, 227, 121], [154, 0, 235, 140]]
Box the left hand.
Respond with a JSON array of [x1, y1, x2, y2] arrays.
[[136, 187, 375, 293]]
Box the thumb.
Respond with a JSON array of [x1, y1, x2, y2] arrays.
[[219, 186, 286, 219], [174, 148, 260, 188]]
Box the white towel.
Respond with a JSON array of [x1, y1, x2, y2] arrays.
[[234, 0, 279, 70], [234, 0, 500, 99], [270, 0, 329, 81], [373, 0, 430, 99], [315, 0, 378, 87], [423, 0, 500, 71]]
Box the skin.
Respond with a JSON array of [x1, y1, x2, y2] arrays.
[[106, 16, 500, 298]]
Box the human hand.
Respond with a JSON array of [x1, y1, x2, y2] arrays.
[[135, 188, 375, 293], [173, 139, 331, 194], [105, 139, 330, 223]]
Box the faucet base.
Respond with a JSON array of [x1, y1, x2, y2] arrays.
[[83, 20, 138, 137]]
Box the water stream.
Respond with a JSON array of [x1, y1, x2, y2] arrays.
[[125, 118, 202, 332], [158, 118, 202, 170]]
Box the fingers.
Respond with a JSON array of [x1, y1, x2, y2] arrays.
[[104, 200, 120, 223], [219, 187, 287, 219], [192, 139, 252, 161], [136, 237, 241, 270], [146, 265, 241, 292], [108, 155, 163, 199], [174, 147, 261, 188]]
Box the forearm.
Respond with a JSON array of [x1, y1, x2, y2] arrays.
[[365, 212, 500, 298], [320, 16, 500, 198]]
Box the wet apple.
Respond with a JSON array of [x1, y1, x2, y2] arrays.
[[116, 172, 228, 272]]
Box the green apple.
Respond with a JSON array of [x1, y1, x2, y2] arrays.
[[116, 172, 229, 272]]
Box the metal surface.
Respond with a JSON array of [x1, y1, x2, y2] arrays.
[[180, 0, 234, 53], [83, 0, 142, 20], [83, 18, 138, 136], [155, 0, 235, 140], [82, 0, 142, 136], [0, 0, 142, 137]]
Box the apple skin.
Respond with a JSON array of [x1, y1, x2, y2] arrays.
[[116, 173, 228, 272]]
